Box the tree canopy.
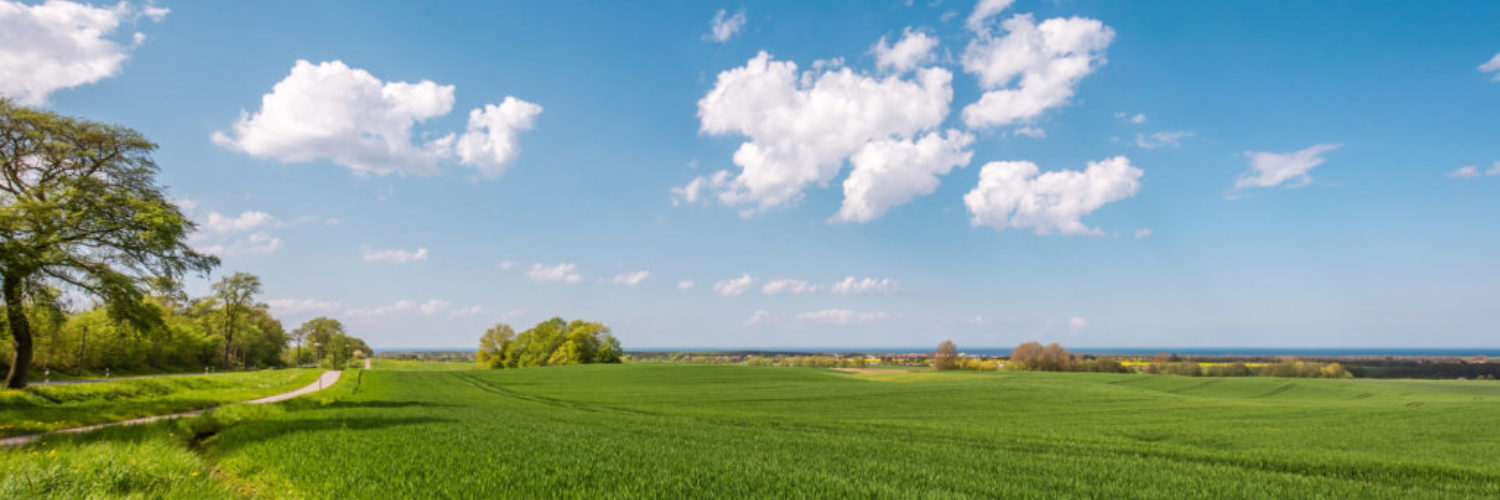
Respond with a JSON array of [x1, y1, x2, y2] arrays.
[[0, 99, 216, 388], [477, 317, 622, 369]]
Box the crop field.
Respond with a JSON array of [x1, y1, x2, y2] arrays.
[[0, 369, 320, 438], [4, 364, 1499, 498]]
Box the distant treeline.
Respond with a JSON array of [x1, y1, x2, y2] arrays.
[[476, 318, 623, 369]]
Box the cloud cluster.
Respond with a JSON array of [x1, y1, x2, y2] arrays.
[[762, 279, 819, 295], [684, 51, 968, 220], [1233, 144, 1339, 191], [830, 277, 898, 295], [874, 29, 939, 73], [963, 156, 1143, 235], [0, 0, 167, 105], [1133, 131, 1192, 150], [713, 274, 755, 297], [213, 60, 540, 177], [961, 10, 1115, 128]]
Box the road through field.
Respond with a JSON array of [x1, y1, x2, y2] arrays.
[[0, 370, 342, 447]]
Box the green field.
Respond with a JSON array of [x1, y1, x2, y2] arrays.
[[5, 364, 1500, 498], [0, 369, 320, 438]]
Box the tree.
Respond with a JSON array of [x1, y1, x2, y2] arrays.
[[211, 272, 261, 368], [933, 340, 959, 371], [0, 100, 217, 388], [477, 323, 514, 368]]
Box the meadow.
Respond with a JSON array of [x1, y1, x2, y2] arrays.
[[5, 364, 1500, 498]]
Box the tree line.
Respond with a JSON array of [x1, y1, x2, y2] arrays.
[[476, 317, 622, 369], [932, 341, 1352, 378], [0, 99, 367, 387]]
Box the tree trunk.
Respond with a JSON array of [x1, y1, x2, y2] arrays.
[[222, 308, 234, 369], [4, 276, 34, 389]]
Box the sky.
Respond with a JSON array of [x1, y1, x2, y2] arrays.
[[3, 0, 1499, 349]]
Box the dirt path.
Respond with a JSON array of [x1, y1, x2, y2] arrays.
[[0, 370, 342, 448]]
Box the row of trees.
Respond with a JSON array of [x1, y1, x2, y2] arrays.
[[932, 341, 1351, 378], [1, 100, 368, 386], [476, 317, 622, 369]]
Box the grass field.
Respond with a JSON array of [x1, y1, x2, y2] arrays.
[[0, 369, 320, 438], [4, 364, 1499, 498]]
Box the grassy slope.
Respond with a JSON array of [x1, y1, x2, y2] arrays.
[[0, 369, 321, 438], [201, 365, 1500, 499]]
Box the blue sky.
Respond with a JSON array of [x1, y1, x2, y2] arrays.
[[4, 0, 1499, 349]]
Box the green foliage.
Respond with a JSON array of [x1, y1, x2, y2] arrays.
[[0, 99, 218, 388], [475, 318, 621, 369]]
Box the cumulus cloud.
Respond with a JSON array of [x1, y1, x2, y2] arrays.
[[192, 210, 304, 256], [527, 263, 582, 284], [1134, 228, 1153, 239], [362, 246, 429, 263], [1449, 163, 1500, 179], [204, 211, 273, 234], [1133, 131, 1192, 149], [762, 279, 819, 295], [497, 260, 517, 270], [610, 270, 651, 286], [1233, 144, 1339, 191], [448, 305, 494, 319], [713, 274, 755, 297], [676, 280, 695, 290], [454, 97, 543, 177], [199, 232, 283, 256], [964, 156, 1143, 235], [833, 130, 974, 223], [797, 309, 889, 325], [874, 28, 939, 73], [0, 0, 167, 105], [689, 51, 962, 218], [706, 9, 746, 43], [213, 60, 538, 177], [1013, 126, 1045, 139], [960, 12, 1115, 128], [1115, 112, 1146, 124], [1481, 53, 1500, 81], [344, 299, 450, 319], [830, 277, 898, 295]]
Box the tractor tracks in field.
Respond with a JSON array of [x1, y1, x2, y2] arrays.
[[449, 372, 660, 417]]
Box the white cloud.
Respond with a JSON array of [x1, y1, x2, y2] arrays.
[[965, 0, 1015, 32], [454, 97, 543, 177], [1013, 126, 1045, 138], [344, 298, 452, 319], [448, 305, 494, 319], [1481, 53, 1500, 81], [266, 298, 343, 316], [1117, 112, 1147, 124], [961, 13, 1115, 128], [213, 60, 538, 178], [1450, 162, 1500, 179], [610, 270, 651, 286], [1133, 131, 1192, 149], [204, 211, 274, 234], [692, 51, 961, 217], [964, 156, 1143, 235], [706, 9, 746, 43], [745, 309, 771, 326], [798, 309, 889, 325], [1134, 228, 1153, 239], [676, 280, 695, 290], [873, 28, 939, 73], [213, 60, 455, 175], [830, 276, 898, 295], [418, 299, 450, 315], [833, 130, 974, 223], [0, 1, 166, 105], [527, 263, 582, 284], [713, 274, 755, 297], [1233, 144, 1339, 191], [497, 260, 517, 270], [1068, 316, 1087, 329], [1449, 166, 1481, 179], [762, 279, 819, 295], [362, 246, 429, 263], [199, 232, 283, 256]]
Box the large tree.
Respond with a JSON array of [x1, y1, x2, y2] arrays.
[[211, 272, 261, 368], [933, 340, 959, 371], [0, 100, 216, 388]]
